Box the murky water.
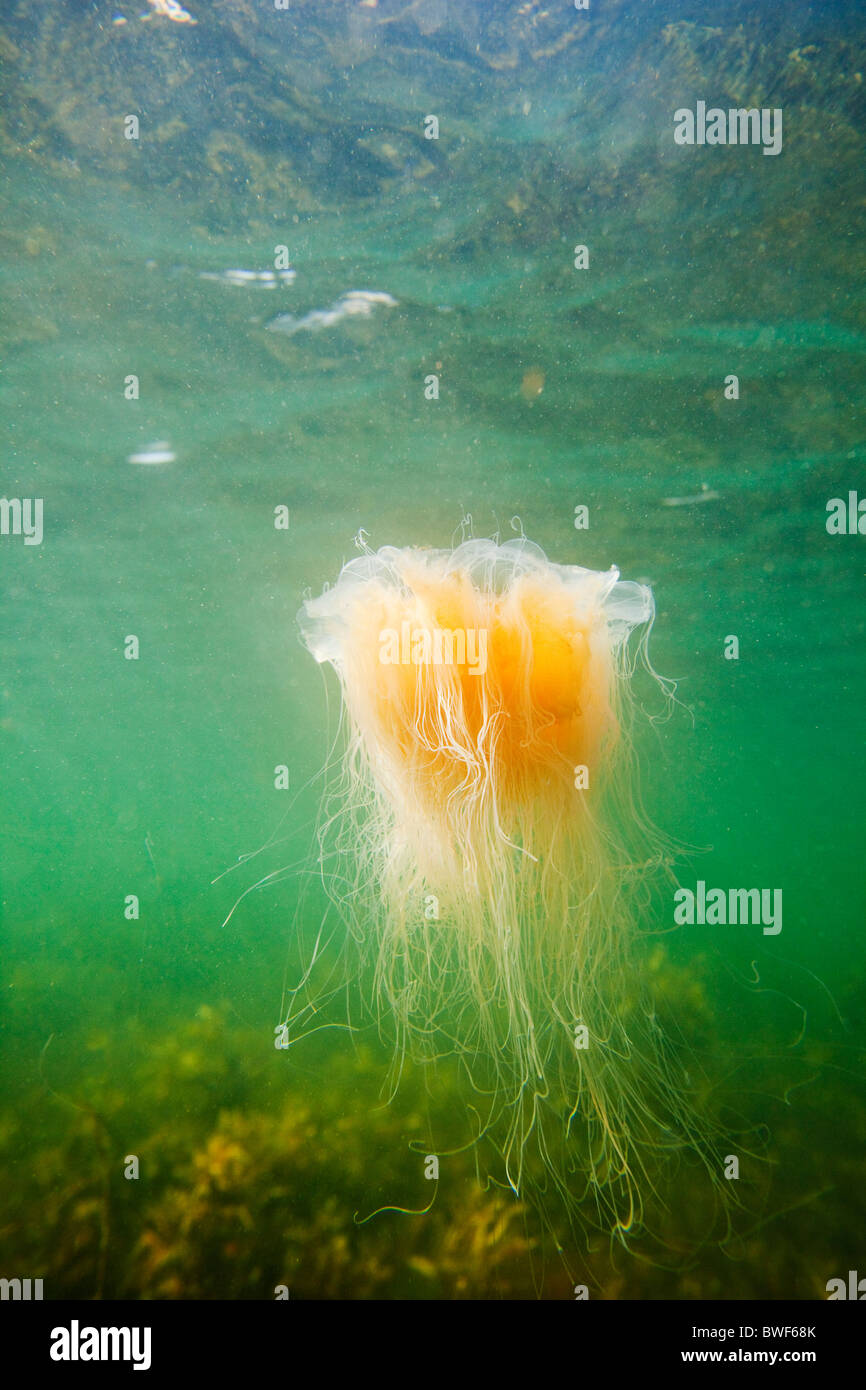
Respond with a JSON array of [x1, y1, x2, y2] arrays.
[[1, 0, 864, 1299]]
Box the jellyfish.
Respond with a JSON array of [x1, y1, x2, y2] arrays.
[[297, 535, 723, 1241]]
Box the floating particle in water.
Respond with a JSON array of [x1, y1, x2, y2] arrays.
[[199, 268, 296, 289], [520, 367, 545, 403], [662, 484, 721, 507], [142, 0, 197, 24], [267, 290, 397, 336], [127, 440, 175, 466]]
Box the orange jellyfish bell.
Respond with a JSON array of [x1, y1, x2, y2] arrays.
[[298, 536, 721, 1239], [299, 538, 651, 867]]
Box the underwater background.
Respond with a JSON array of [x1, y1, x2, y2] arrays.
[[1, 0, 864, 1299]]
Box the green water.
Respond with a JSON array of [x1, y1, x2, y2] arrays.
[[1, 0, 864, 1299]]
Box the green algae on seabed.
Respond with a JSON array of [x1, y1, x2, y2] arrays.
[[0, 974, 860, 1300]]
